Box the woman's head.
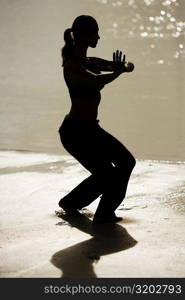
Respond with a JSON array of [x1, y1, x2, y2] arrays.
[[61, 15, 99, 63], [72, 15, 99, 47]]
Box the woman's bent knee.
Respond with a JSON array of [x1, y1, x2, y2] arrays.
[[120, 153, 136, 171], [130, 155, 136, 170]]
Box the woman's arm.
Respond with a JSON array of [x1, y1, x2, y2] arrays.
[[88, 57, 115, 72], [64, 51, 134, 88], [65, 61, 122, 88], [88, 50, 134, 72]]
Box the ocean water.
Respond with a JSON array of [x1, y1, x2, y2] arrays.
[[0, 0, 184, 161]]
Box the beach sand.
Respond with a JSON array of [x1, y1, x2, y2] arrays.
[[0, 150, 185, 278]]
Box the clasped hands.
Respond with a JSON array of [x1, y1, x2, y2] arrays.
[[112, 50, 134, 73]]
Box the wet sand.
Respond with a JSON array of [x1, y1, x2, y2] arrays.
[[0, 150, 185, 278]]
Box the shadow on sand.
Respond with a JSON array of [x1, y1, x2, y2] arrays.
[[51, 213, 137, 278]]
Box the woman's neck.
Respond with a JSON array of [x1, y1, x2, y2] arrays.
[[73, 42, 88, 59]]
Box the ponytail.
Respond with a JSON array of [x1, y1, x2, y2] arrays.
[[61, 28, 74, 66]]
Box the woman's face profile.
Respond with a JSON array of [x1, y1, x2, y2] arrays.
[[87, 24, 100, 48]]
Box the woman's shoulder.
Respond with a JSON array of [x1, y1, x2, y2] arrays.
[[63, 58, 87, 83]]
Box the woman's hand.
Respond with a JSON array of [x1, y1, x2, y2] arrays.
[[112, 50, 126, 74], [112, 50, 134, 73]]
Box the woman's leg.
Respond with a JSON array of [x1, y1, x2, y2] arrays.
[[59, 120, 135, 216], [58, 120, 109, 210], [58, 173, 103, 210], [93, 127, 136, 218]]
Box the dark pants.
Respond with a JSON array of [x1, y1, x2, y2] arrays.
[[58, 115, 136, 217]]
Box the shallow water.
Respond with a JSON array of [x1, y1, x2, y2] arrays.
[[0, 150, 185, 213], [0, 0, 184, 161]]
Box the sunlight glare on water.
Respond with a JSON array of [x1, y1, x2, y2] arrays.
[[0, 0, 184, 161]]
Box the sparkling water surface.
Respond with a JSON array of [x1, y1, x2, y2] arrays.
[[0, 0, 184, 161]]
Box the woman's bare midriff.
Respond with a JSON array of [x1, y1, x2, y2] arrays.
[[68, 97, 100, 122]]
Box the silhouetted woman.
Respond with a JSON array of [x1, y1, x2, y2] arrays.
[[58, 15, 136, 224]]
